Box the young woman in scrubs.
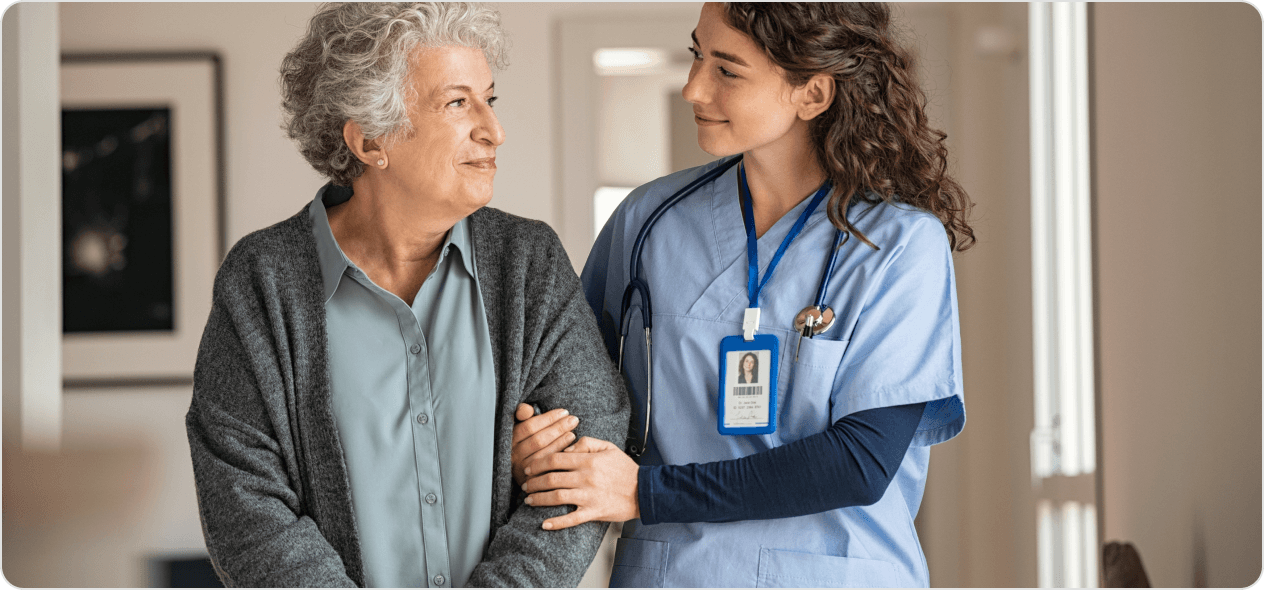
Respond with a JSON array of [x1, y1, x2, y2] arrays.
[[512, 3, 974, 587]]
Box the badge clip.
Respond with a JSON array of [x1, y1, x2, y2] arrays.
[[742, 307, 760, 341]]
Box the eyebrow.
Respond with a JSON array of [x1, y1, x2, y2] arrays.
[[437, 82, 496, 95], [691, 30, 749, 68]]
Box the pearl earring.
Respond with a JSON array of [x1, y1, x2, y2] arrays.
[[376, 159, 385, 167]]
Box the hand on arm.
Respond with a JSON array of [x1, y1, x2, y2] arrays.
[[521, 437, 640, 530], [511, 404, 579, 486], [521, 401, 927, 528]]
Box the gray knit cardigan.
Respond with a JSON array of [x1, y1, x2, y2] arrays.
[[185, 202, 631, 587]]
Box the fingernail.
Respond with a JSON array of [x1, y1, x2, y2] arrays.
[[525, 495, 534, 505], [569, 416, 580, 426], [524, 467, 532, 476], [566, 432, 576, 440], [560, 409, 569, 416], [542, 522, 553, 530]]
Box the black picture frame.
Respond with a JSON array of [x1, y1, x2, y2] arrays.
[[60, 52, 225, 387]]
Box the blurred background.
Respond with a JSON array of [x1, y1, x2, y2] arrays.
[[2, 2, 1259, 587]]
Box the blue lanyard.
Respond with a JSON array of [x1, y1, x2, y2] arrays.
[[737, 163, 833, 309]]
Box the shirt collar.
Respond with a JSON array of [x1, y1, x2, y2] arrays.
[[445, 211, 476, 280], [310, 184, 352, 304], [309, 183, 477, 304]]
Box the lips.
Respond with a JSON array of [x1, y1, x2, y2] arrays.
[[463, 157, 496, 170], [694, 113, 727, 126]]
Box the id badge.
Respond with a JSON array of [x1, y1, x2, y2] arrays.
[[717, 334, 778, 435]]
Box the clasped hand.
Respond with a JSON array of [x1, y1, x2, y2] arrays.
[[510, 403, 640, 530]]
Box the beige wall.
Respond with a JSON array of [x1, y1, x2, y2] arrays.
[[1094, 3, 1262, 587]]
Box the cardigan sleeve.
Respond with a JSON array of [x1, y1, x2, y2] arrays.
[[466, 218, 632, 587], [186, 295, 358, 588]]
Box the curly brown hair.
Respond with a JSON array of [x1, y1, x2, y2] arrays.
[[723, 2, 975, 251]]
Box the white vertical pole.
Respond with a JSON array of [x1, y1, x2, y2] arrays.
[[1031, 2, 1097, 586], [1063, 502, 1084, 587], [1052, 1, 1082, 475], [1030, 1, 1095, 478], [1071, 3, 1097, 474], [1083, 503, 1099, 588], [1029, 2, 1055, 480], [1037, 500, 1056, 588], [2, 2, 62, 452]]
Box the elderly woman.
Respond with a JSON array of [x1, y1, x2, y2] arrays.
[[185, 3, 629, 587]]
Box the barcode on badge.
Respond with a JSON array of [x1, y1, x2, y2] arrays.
[[732, 385, 763, 397]]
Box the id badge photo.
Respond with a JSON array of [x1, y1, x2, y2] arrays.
[[717, 334, 778, 435]]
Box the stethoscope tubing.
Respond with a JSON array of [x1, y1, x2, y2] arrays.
[[617, 156, 740, 457], [623, 155, 743, 334], [815, 227, 846, 307]]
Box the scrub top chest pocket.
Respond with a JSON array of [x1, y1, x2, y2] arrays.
[[776, 334, 849, 444]]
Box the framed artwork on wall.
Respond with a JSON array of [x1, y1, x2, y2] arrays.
[[60, 52, 224, 387]]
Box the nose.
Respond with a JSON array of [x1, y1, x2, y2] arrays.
[[473, 100, 506, 147], [681, 59, 707, 106]]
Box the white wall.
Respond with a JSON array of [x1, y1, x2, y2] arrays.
[[1094, 4, 1262, 587]]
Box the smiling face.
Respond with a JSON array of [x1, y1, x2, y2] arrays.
[[681, 2, 806, 158], [742, 354, 756, 372], [381, 45, 505, 221]]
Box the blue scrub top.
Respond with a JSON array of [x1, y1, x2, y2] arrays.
[[581, 157, 966, 588]]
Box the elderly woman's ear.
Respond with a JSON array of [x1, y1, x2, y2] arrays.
[[342, 120, 385, 168]]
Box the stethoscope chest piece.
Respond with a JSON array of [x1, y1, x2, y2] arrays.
[[794, 305, 835, 337]]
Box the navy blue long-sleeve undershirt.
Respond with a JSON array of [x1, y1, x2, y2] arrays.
[[637, 401, 926, 525]]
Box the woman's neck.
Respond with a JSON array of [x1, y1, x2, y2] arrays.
[[741, 127, 827, 238], [327, 176, 454, 305]]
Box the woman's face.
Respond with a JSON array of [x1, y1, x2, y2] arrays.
[[380, 46, 505, 220], [681, 2, 805, 158], [742, 355, 755, 372]]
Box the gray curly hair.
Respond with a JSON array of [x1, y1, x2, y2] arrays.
[[280, 2, 508, 186]]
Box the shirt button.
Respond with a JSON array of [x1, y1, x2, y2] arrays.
[[425, 493, 438, 504], [410, 343, 421, 354], [416, 413, 429, 425], [433, 574, 446, 586]]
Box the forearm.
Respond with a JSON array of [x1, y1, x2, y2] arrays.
[[638, 401, 926, 524]]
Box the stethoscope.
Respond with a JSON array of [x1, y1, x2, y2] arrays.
[[617, 155, 846, 457]]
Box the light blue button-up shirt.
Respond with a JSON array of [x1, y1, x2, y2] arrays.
[[310, 186, 497, 588]]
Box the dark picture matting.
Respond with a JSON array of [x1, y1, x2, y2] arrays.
[[60, 53, 224, 386]]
